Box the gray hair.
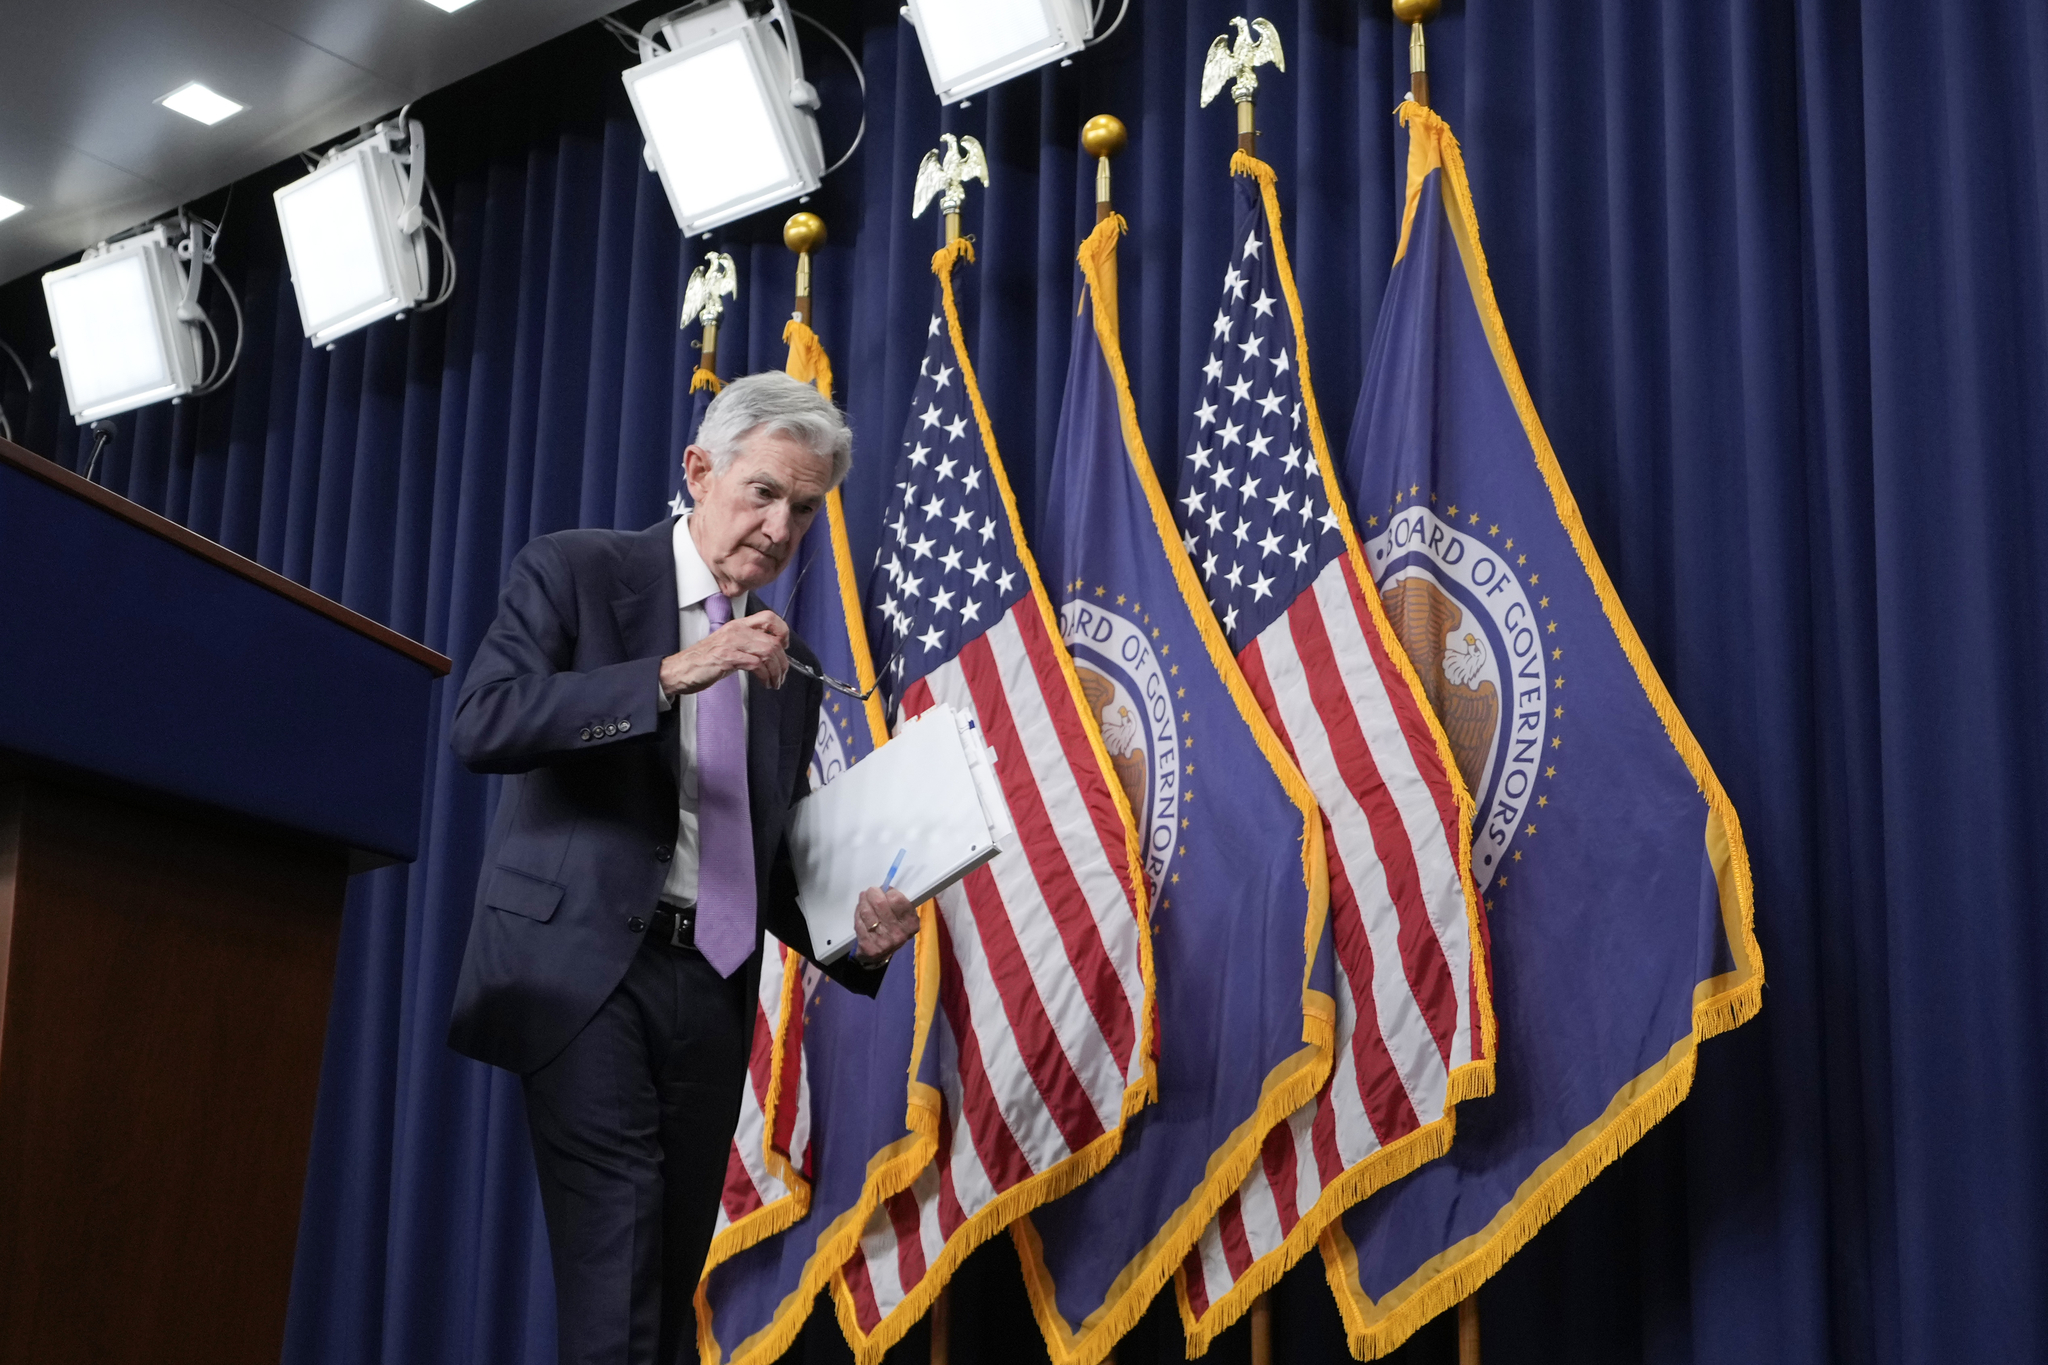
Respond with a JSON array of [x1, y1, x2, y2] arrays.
[[695, 371, 852, 487]]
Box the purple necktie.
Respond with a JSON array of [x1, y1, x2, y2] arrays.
[[694, 592, 756, 976]]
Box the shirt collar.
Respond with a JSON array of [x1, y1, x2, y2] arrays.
[[672, 513, 738, 615]]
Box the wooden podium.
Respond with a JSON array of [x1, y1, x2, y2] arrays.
[[0, 438, 449, 1365]]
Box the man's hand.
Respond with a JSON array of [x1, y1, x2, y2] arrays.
[[852, 886, 919, 967], [661, 610, 790, 695]]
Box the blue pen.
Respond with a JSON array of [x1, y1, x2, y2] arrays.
[[881, 848, 907, 891]]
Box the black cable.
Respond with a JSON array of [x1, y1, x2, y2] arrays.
[[0, 338, 30, 445], [83, 421, 116, 483], [210, 181, 234, 244]]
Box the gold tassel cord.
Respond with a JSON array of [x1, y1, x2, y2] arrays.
[[782, 318, 835, 403]]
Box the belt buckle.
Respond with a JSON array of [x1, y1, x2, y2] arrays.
[[669, 908, 692, 949]]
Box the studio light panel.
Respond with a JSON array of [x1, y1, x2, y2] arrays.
[[624, 1, 824, 237], [42, 235, 204, 421], [274, 142, 427, 345], [904, 0, 1094, 104]]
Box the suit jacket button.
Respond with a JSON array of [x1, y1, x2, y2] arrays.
[[618, 719, 631, 733], [579, 727, 591, 740], [606, 723, 618, 735], [627, 917, 646, 933], [655, 846, 672, 863]]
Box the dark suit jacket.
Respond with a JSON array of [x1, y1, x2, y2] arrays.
[[447, 515, 878, 1075]]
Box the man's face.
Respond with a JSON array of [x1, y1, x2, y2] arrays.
[[684, 428, 833, 594]]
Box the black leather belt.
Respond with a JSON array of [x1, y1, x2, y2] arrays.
[[651, 903, 696, 951]]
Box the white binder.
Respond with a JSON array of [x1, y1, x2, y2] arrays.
[[787, 703, 1015, 963]]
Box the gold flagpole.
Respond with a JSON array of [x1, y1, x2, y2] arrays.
[[1394, 0, 1441, 108], [1083, 114, 1127, 223], [784, 211, 823, 326], [1390, 8, 1471, 1356], [1081, 114, 1127, 330]]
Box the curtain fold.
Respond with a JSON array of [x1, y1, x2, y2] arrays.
[[0, 2, 2043, 1361]]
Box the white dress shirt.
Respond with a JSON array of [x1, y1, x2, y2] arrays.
[[658, 514, 747, 908]]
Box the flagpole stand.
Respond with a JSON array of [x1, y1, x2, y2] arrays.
[[929, 1284, 950, 1365], [784, 211, 825, 325], [1392, 0, 1440, 108]]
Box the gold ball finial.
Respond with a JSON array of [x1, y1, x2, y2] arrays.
[[1391, 0, 1441, 23], [783, 212, 826, 253], [1081, 114, 1127, 160]]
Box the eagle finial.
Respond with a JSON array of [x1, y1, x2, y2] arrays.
[[1200, 15, 1286, 108], [912, 133, 991, 221], [680, 250, 738, 331]]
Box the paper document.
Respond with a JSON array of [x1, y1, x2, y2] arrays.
[[787, 703, 1013, 963]]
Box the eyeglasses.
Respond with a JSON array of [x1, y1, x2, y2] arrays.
[[785, 649, 895, 702], [770, 549, 897, 702]]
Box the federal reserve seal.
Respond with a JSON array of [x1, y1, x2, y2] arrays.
[[1365, 508, 1545, 888], [1059, 599, 1180, 892]]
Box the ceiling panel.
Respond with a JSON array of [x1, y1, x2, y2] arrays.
[[0, 0, 631, 285]]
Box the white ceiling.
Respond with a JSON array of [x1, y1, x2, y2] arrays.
[[0, 0, 631, 284]]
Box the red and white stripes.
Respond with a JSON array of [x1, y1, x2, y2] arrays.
[[709, 937, 821, 1262], [834, 603, 1150, 1344], [1179, 552, 1487, 1334]]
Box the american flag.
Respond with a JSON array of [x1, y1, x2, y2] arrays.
[[1171, 162, 1494, 1344], [832, 248, 1154, 1353], [708, 937, 821, 1260]]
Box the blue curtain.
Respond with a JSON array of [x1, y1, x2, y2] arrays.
[[1, 2, 2043, 1361]]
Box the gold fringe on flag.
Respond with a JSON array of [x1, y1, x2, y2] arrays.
[[1319, 100, 1762, 1363]]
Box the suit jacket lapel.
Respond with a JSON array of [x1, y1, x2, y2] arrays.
[[613, 517, 684, 794]]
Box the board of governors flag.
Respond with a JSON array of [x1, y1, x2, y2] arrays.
[[702, 317, 890, 1273], [1170, 152, 1494, 1348], [1012, 214, 1333, 1365], [837, 237, 1154, 1362], [696, 313, 939, 1365], [1322, 103, 1763, 1358]]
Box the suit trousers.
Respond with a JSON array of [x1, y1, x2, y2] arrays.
[[522, 929, 754, 1365]]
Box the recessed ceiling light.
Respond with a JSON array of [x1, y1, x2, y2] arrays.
[[0, 195, 25, 224], [421, 0, 482, 11], [158, 82, 245, 125]]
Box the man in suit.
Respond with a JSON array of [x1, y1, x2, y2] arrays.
[[448, 372, 919, 1365]]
